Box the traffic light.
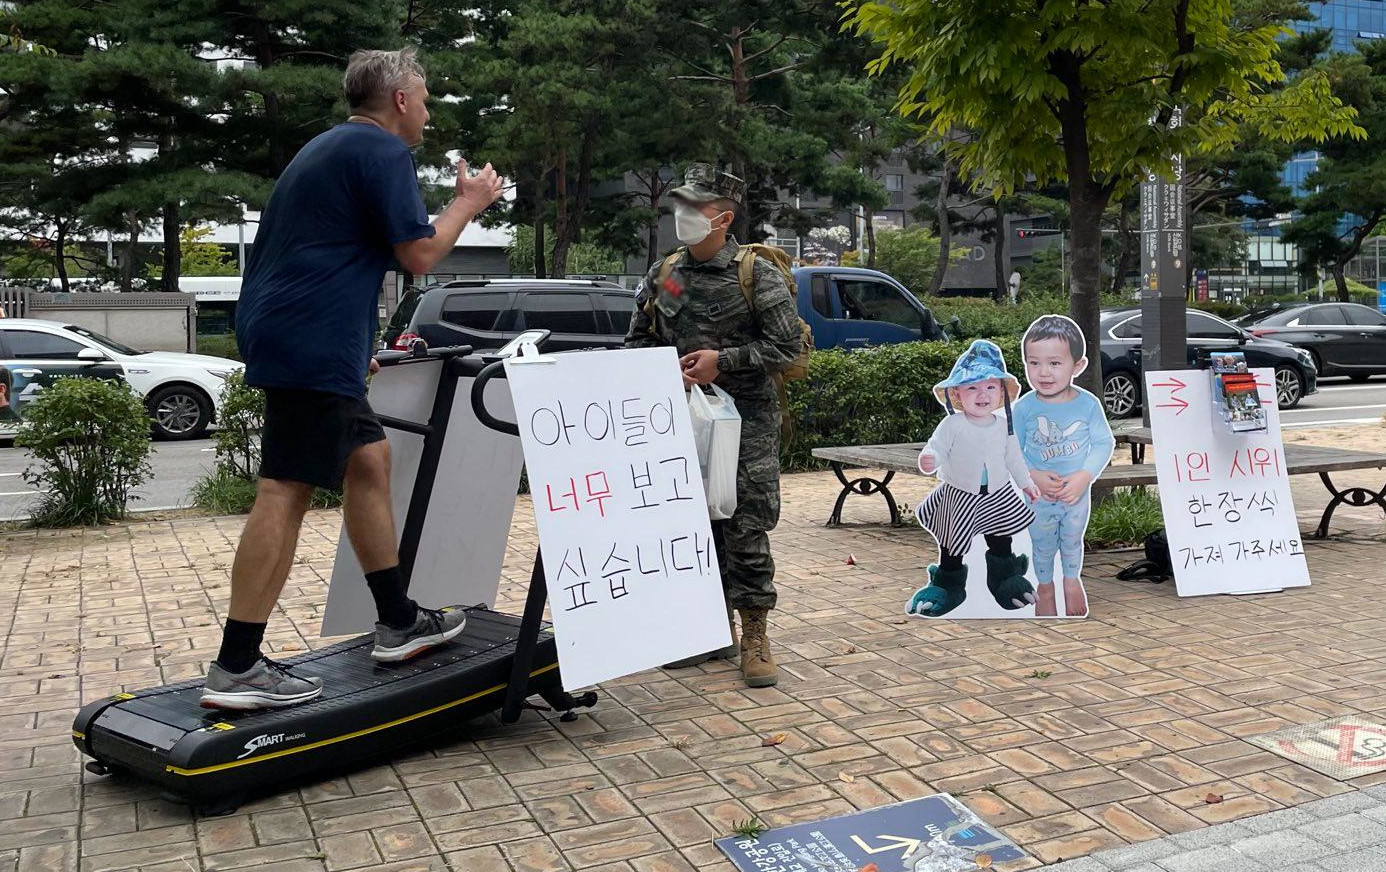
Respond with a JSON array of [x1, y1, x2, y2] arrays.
[[1017, 229, 1035, 239]]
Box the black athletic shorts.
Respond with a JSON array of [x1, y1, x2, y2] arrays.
[[259, 388, 386, 490]]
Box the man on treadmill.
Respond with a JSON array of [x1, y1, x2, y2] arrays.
[[200, 47, 504, 711]]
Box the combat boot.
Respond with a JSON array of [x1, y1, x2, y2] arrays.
[[738, 607, 778, 688], [663, 607, 738, 669]]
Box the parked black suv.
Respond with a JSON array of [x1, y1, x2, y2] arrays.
[[383, 279, 633, 352]]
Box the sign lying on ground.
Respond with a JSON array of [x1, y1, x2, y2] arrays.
[[1249, 715, 1386, 780], [505, 347, 730, 690], [323, 357, 524, 635], [1145, 367, 1310, 597], [716, 794, 1025, 872]]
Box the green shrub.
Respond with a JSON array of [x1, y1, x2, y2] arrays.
[[1084, 487, 1163, 548], [212, 371, 263, 480], [928, 294, 1131, 342], [191, 468, 260, 514], [193, 467, 342, 514], [16, 377, 153, 526], [197, 333, 241, 362], [193, 372, 342, 513], [782, 338, 1023, 471]]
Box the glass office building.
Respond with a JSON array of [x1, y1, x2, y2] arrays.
[[1297, 1, 1386, 52], [1217, 3, 1383, 298]]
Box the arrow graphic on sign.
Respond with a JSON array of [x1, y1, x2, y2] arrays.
[[850, 835, 922, 859], [1151, 377, 1186, 389], [1155, 395, 1189, 414]]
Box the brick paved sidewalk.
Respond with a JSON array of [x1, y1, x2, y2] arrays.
[[5, 468, 1386, 872], [1046, 788, 1386, 871]]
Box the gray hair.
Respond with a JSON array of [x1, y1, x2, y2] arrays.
[[343, 47, 425, 110]]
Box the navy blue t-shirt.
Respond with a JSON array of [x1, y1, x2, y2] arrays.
[[237, 122, 435, 397]]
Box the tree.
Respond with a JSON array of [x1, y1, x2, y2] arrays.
[[148, 226, 238, 278], [459, 0, 707, 277], [845, 0, 1361, 395], [869, 226, 966, 297], [1283, 39, 1386, 301], [0, 2, 121, 291]]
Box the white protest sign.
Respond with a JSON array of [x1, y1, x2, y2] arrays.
[[1145, 367, 1310, 596], [505, 347, 732, 690], [322, 360, 524, 635]]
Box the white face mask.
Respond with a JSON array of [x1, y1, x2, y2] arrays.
[[674, 204, 724, 245]]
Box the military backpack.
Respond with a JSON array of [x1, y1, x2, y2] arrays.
[[645, 243, 813, 383]]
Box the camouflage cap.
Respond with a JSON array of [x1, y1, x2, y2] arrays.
[[668, 163, 746, 207]]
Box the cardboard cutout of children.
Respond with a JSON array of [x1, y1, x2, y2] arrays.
[[906, 319, 1113, 620], [1013, 315, 1114, 617]]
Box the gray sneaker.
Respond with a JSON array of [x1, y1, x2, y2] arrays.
[[200, 657, 324, 711], [372, 606, 467, 662]]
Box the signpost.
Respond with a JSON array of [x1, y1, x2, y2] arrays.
[[1140, 107, 1189, 425], [505, 347, 731, 690], [1377, 279, 1386, 314], [1144, 367, 1310, 597]]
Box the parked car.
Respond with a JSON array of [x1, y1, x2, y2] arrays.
[[384, 267, 947, 354], [1234, 302, 1386, 381], [384, 279, 633, 352], [0, 319, 241, 439], [1099, 307, 1318, 417]]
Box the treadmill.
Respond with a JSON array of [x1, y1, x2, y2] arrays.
[[72, 334, 596, 814]]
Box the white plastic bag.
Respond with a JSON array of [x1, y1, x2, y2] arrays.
[[688, 384, 741, 520]]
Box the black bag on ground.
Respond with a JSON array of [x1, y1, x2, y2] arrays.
[[1116, 529, 1171, 583]]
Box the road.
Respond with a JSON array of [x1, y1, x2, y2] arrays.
[[0, 438, 217, 522], [0, 376, 1383, 521], [1282, 377, 1386, 429]]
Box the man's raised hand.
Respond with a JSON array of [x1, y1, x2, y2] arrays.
[[456, 159, 504, 213]]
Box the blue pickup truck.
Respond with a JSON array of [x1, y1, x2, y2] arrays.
[[385, 266, 947, 352], [793, 266, 947, 347]]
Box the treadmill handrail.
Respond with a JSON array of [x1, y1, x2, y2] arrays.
[[373, 344, 474, 368], [471, 360, 519, 436]]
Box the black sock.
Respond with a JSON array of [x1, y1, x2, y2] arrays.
[[940, 552, 964, 572], [366, 566, 418, 629], [984, 535, 1013, 556], [216, 619, 266, 674]]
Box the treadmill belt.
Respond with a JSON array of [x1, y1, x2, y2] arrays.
[[116, 608, 545, 733]]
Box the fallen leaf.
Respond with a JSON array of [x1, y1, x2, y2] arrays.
[[838, 772, 856, 783], [844, 645, 858, 654], [975, 855, 993, 868], [845, 553, 856, 566], [762, 733, 788, 747], [1204, 793, 1223, 804], [281, 644, 302, 652], [858, 865, 880, 872]]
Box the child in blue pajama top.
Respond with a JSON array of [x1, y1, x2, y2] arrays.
[[1012, 315, 1114, 617]]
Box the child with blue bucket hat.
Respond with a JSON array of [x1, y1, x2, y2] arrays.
[[908, 339, 1040, 618]]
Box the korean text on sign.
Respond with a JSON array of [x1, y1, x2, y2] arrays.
[[1145, 368, 1310, 596], [505, 348, 731, 690]]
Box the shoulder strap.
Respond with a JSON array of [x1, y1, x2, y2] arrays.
[[644, 248, 687, 337], [733, 245, 757, 312], [656, 248, 686, 287]]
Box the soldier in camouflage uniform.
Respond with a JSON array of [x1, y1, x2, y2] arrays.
[[625, 164, 801, 688]]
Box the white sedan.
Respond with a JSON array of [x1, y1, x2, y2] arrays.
[[0, 318, 241, 440]]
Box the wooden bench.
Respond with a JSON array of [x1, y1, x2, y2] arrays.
[[811, 440, 1386, 539]]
